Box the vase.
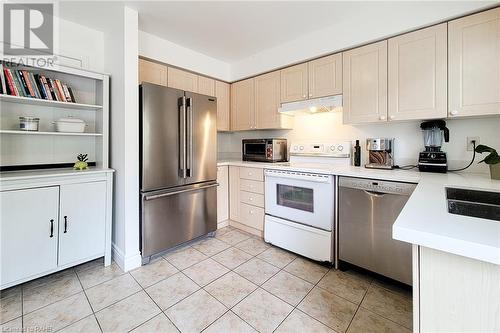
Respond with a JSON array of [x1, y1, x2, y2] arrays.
[[490, 163, 500, 180]]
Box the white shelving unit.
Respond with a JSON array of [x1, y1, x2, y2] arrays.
[[0, 130, 103, 136], [0, 61, 109, 169], [0, 94, 103, 110], [0, 61, 113, 290]]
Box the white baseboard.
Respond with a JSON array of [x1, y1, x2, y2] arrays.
[[112, 243, 142, 271], [217, 220, 229, 229]]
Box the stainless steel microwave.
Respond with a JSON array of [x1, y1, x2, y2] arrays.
[[242, 139, 287, 162]]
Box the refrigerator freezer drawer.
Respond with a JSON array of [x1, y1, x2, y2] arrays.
[[141, 183, 217, 258], [264, 215, 332, 262]]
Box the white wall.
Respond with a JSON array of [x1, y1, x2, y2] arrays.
[[139, 31, 231, 81], [100, 5, 141, 271], [218, 114, 500, 174], [57, 18, 104, 72]]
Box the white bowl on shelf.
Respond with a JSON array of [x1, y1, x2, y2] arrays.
[[53, 117, 87, 133]]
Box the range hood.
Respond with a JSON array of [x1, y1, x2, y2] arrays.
[[278, 95, 343, 116]]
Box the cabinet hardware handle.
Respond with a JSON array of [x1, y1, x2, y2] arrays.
[[450, 110, 458, 116], [302, 94, 306, 98], [379, 115, 386, 120], [389, 115, 395, 120], [49, 219, 54, 238], [64, 216, 68, 233], [309, 93, 313, 97]]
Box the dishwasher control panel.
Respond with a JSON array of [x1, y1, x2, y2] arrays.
[[339, 177, 416, 196]]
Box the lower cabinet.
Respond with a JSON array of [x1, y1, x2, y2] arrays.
[[1, 172, 113, 289], [58, 182, 107, 266], [1, 186, 60, 287], [228, 166, 265, 236]]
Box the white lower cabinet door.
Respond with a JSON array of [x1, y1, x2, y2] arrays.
[[1, 186, 59, 287], [58, 181, 106, 266]]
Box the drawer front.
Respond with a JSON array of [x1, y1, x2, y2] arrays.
[[240, 179, 264, 194], [239, 167, 264, 181], [240, 202, 264, 230], [240, 190, 264, 208]]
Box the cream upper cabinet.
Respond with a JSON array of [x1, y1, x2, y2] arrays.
[[280, 63, 308, 103], [167, 67, 198, 92], [197, 76, 215, 96], [308, 53, 343, 98], [139, 59, 167, 86], [448, 8, 500, 118], [343, 40, 388, 124], [231, 78, 255, 131], [388, 24, 447, 121], [255, 71, 293, 129], [215, 80, 230, 131]]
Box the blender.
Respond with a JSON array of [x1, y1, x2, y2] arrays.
[[418, 120, 449, 173]]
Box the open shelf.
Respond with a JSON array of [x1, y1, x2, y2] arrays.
[[0, 94, 102, 111], [0, 130, 102, 136]]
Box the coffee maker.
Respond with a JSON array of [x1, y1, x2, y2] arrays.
[[365, 138, 395, 169], [418, 120, 449, 173]]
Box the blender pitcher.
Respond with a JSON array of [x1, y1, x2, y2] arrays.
[[420, 120, 449, 151]]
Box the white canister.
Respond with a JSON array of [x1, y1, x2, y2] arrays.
[[53, 117, 87, 133], [19, 117, 40, 131]]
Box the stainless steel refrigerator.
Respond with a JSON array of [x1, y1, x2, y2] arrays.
[[139, 83, 217, 261]]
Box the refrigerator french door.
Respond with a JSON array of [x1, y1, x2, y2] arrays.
[[140, 83, 217, 260]]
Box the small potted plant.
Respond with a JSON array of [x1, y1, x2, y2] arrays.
[[475, 144, 500, 180], [73, 153, 89, 171]]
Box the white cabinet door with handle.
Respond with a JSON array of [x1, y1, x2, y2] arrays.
[[1, 187, 59, 287], [58, 181, 107, 266]]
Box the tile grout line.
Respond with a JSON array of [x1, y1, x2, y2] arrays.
[[74, 267, 104, 333], [343, 279, 372, 333], [270, 265, 330, 333]]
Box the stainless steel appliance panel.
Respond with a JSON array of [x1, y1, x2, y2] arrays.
[[141, 182, 217, 257], [185, 92, 217, 184], [339, 177, 416, 285], [141, 84, 186, 191]]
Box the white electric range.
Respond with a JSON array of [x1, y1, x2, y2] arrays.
[[264, 141, 352, 263]]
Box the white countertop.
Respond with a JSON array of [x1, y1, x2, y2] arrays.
[[218, 160, 500, 265]]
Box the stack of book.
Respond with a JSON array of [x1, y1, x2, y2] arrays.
[[0, 64, 77, 103]]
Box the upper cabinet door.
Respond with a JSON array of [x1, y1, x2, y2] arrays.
[[198, 76, 215, 96], [449, 8, 500, 118], [280, 63, 308, 103], [308, 54, 343, 98], [388, 23, 447, 121], [231, 78, 255, 131], [139, 59, 168, 86], [343, 41, 388, 124], [168, 67, 198, 92], [255, 71, 293, 129], [215, 80, 231, 131]]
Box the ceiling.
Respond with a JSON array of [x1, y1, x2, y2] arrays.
[[125, 1, 494, 63], [58, 1, 495, 69]]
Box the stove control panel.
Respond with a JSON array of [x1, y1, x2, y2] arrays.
[[290, 142, 352, 157]]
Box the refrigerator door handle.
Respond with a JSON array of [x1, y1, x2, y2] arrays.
[[186, 97, 193, 178], [144, 183, 219, 201], [178, 96, 187, 179]]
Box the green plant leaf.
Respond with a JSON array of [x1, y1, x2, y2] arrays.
[[475, 144, 497, 154], [483, 153, 500, 165]]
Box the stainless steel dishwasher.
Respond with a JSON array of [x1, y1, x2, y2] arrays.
[[338, 177, 416, 285]]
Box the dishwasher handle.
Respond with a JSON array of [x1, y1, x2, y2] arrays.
[[363, 190, 386, 197]]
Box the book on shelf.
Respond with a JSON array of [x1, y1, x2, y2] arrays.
[[0, 64, 6, 95], [0, 67, 77, 103], [41, 76, 54, 100], [16, 70, 30, 97]]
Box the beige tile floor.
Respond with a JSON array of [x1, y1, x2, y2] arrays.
[[0, 226, 412, 333]]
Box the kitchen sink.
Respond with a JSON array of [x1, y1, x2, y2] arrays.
[[446, 187, 500, 221]]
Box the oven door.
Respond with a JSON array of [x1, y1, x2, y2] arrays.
[[264, 169, 334, 231]]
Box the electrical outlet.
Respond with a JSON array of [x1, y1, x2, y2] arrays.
[[467, 136, 480, 151]]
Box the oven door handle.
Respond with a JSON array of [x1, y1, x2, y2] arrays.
[[265, 172, 331, 183]]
